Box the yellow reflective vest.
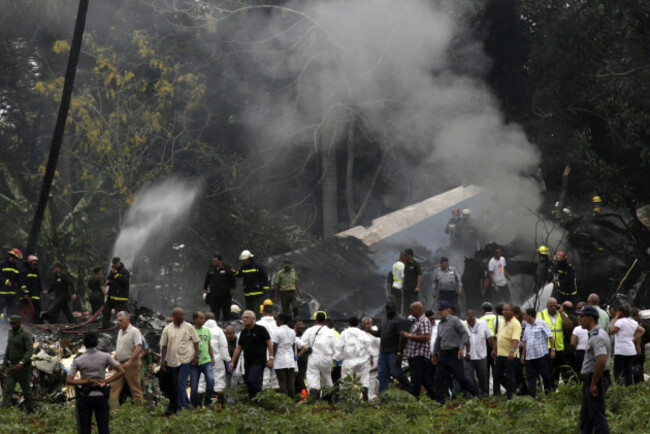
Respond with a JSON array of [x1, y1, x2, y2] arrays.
[[537, 309, 564, 351]]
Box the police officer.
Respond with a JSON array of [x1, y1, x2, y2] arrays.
[[204, 254, 236, 321], [20, 255, 43, 323], [432, 256, 462, 313], [44, 262, 76, 324], [102, 257, 130, 329], [577, 305, 611, 433], [235, 250, 269, 319], [66, 332, 125, 434], [0, 248, 23, 318], [1, 315, 34, 412]]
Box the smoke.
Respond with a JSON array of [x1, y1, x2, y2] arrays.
[[112, 178, 200, 268], [229, 0, 542, 243]]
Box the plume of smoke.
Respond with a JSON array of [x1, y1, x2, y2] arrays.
[[112, 178, 200, 268], [231, 0, 542, 243]]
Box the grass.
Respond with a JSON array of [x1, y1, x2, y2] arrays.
[[1, 382, 649, 433]]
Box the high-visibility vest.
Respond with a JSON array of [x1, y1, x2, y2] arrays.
[[537, 309, 564, 351], [392, 262, 404, 289], [480, 314, 503, 336]]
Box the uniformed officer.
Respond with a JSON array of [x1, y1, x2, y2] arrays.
[[44, 262, 76, 324], [20, 255, 43, 323], [235, 250, 269, 319], [577, 305, 611, 433], [2, 315, 34, 412], [102, 257, 130, 329], [0, 249, 23, 318], [432, 256, 462, 313]]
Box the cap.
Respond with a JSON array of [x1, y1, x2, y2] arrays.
[[576, 305, 599, 319], [440, 256, 449, 263], [8, 315, 21, 323], [283, 258, 291, 265], [111, 256, 121, 264], [437, 301, 452, 311]]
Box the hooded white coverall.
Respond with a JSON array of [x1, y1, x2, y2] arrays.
[[335, 327, 372, 387], [198, 319, 231, 393], [257, 315, 279, 389], [301, 325, 337, 391]]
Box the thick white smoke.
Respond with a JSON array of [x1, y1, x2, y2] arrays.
[[112, 178, 200, 268]]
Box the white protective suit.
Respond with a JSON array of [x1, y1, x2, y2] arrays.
[[198, 320, 231, 393], [301, 324, 337, 391], [335, 327, 371, 387], [366, 327, 381, 399], [257, 315, 279, 389]]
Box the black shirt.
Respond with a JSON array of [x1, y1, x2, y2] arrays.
[[204, 264, 236, 297], [238, 324, 270, 366], [227, 338, 237, 358], [379, 314, 410, 354], [403, 260, 422, 292]]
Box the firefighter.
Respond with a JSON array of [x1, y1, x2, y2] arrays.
[[44, 262, 76, 324], [19, 255, 42, 323], [0, 249, 23, 318], [235, 250, 269, 319], [102, 257, 130, 329], [444, 208, 462, 244], [553, 251, 577, 306], [532, 246, 553, 297], [592, 195, 602, 217]]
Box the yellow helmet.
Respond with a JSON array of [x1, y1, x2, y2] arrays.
[[592, 196, 602, 204], [260, 299, 273, 314], [313, 311, 327, 320], [538, 246, 549, 255]]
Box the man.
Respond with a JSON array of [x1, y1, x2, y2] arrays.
[[272, 313, 297, 398], [480, 302, 503, 396], [2, 315, 34, 412], [371, 301, 412, 394], [273, 258, 303, 320], [0, 248, 22, 318], [521, 308, 554, 398], [389, 251, 406, 312], [587, 293, 610, 332], [484, 247, 513, 303], [553, 251, 577, 305], [432, 256, 463, 313], [631, 307, 650, 384], [491, 303, 521, 399], [160, 307, 200, 412], [444, 207, 462, 245], [230, 310, 274, 399], [235, 250, 269, 319], [401, 302, 436, 399], [224, 325, 239, 400], [86, 265, 105, 315], [44, 262, 76, 324], [201, 315, 231, 407], [362, 316, 381, 400], [257, 302, 279, 390], [109, 311, 144, 408], [432, 301, 478, 403], [537, 297, 573, 386], [67, 332, 124, 434], [203, 254, 236, 321], [464, 310, 494, 396], [293, 318, 308, 395], [532, 246, 553, 297], [401, 248, 422, 316], [336, 317, 372, 400], [577, 305, 611, 433], [102, 257, 130, 329], [298, 311, 337, 400], [19, 255, 42, 323], [189, 311, 215, 407]]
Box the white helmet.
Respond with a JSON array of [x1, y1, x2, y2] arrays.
[[231, 304, 242, 314], [239, 250, 254, 260], [462, 208, 471, 216]]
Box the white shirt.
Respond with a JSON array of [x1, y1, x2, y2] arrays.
[[572, 326, 589, 351], [116, 324, 142, 362], [613, 317, 639, 356], [488, 257, 508, 286], [429, 323, 438, 354], [272, 324, 296, 370], [467, 319, 493, 360]]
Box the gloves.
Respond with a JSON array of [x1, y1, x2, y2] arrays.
[[226, 361, 231, 371], [294, 354, 299, 361]]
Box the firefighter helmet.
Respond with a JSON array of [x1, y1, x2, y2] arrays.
[[538, 246, 549, 256], [592, 196, 602, 203], [27, 254, 38, 262], [556, 251, 567, 260], [8, 248, 23, 259], [239, 250, 254, 260]]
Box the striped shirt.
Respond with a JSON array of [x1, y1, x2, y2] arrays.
[[159, 321, 200, 367], [404, 315, 432, 359], [522, 319, 552, 360]]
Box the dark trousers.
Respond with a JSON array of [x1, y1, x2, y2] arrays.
[[438, 291, 459, 313], [49, 299, 73, 323], [464, 358, 489, 396], [245, 294, 264, 319], [494, 356, 517, 399], [580, 373, 610, 434], [31, 299, 42, 324], [76, 394, 110, 434], [434, 349, 478, 403], [157, 368, 177, 414], [0, 294, 18, 318], [280, 291, 300, 319], [390, 287, 403, 315], [487, 352, 499, 395], [89, 297, 104, 316], [402, 291, 418, 316], [276, 368, 296, 398], [244, 363, 265, 399], [294, 353, 308, 394], [551, 350, 567, 387], [210, 295, 231, 321], [614, 354, 634, 386], [575, 350, 585, 376], [495, 285, 511, 303], [525, 355, 553, 398], [2, 365, 33, 411], [407, 356, 435, 399], [377, 352, 412, 393], [101, 300, 127, 328]]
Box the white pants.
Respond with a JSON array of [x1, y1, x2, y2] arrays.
[[341, 360, 370, 387], [368, 368, 379, 400], [198, 361, 227, 393], [306, 362, 333, 391], [263, 367, 279, 389]]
